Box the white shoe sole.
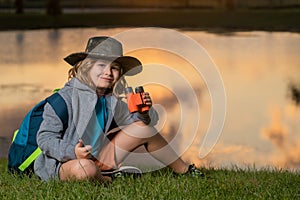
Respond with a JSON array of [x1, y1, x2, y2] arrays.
[[101, 166, 142, 176]]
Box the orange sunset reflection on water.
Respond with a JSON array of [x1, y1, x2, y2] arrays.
[[1, 28, 300, 170]]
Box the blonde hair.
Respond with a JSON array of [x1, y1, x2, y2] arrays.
[[68, 58, 127, 96]]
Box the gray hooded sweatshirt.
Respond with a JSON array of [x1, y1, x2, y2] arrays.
[[34, 78, 157, 181]]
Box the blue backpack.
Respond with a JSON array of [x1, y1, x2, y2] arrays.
[[8, 92, 68, 174]]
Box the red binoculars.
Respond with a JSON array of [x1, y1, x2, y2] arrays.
[[125, 86, 150, 113]]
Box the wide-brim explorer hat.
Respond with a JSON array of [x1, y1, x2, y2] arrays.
[[64, 36, 142, 76]]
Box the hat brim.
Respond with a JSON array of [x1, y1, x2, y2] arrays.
[[64, 52, 142, 76]]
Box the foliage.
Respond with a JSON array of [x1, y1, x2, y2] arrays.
[[14, 0, 23, 14], [46, 0, 61, 16]]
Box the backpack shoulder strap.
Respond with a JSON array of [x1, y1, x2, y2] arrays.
[[46, 93, 68, 130]]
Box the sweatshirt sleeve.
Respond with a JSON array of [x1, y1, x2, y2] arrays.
[[132, 107, 159, 126], [37, 103, 76, 162]]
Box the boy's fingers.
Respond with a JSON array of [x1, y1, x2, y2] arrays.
[[85, 145, 92, 152], [77, 139, 83, 147], [76, 140, 87, 152]]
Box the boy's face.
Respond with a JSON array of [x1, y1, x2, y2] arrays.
[[89, 59, 121, 89]]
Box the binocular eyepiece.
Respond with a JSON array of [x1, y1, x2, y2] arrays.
[[125, 86, 150, 113]]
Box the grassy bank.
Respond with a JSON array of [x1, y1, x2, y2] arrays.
[[0, 159, 299, 199], [0, 9, 300, 32]]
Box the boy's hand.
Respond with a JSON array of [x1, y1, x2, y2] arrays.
[[75, 139, 92, 159], [143, 92, 152, 107]]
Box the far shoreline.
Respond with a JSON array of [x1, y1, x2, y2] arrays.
[[0, 8, 300, 32]]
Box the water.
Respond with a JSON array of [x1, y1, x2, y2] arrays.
[[0, 28, 299, 170]]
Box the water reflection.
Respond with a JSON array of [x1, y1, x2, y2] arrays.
[[0, 28, 300, 170], [15, 32, 24, 66], [288, 82, 300, 105]]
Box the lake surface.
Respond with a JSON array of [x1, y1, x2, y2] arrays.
[[0, 27, 299, 170]]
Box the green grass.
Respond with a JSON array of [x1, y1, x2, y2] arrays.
[[0, 158, 299, 199], [0, 9, 300, 32]]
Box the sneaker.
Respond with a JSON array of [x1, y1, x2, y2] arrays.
[[187, 164, 204, 177], [101, 166, 143, 179]]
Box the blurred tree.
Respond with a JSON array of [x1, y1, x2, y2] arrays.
[[224, 0, 235, 11], [46, 0, 62, 15], [80, 0, 86, 10], [15, 0, 24, 14], [216, 0, 235, 10], [185, 0, 189, 8]]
